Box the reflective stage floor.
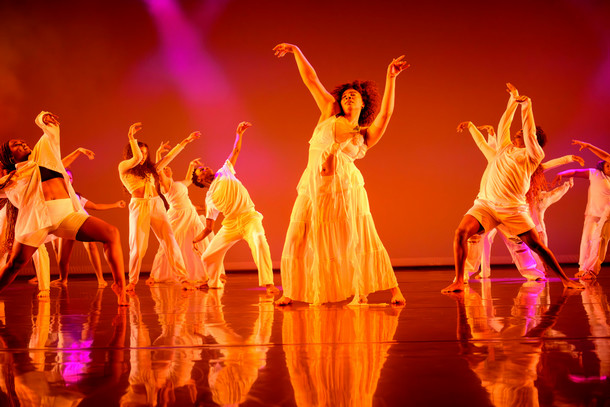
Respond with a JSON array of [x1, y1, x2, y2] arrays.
[[0, 266, 609, 406]]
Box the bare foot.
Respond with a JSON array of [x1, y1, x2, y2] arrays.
[[111, 283, 129, 306], [265, 285, 280, 295], [37, 289, 50, 299], [574, 269, 587, 278], [145, 277, 156, 286], [220, 274, 227, 284], [563, 279, 585, 290], [181, 281, 196, 291], [441, 281, 465, 293], [97, 280, 108, 288], [28, 277, 38, 285], [196, 281, 209, 290], [125, 282, 136, 292], [275, 295, 292, 306], [579, 270, 598, 281], [391, 293, 406, 306], [50, 279, 67, 287]]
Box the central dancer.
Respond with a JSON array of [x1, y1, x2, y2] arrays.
[[273, 43, 408, 306]]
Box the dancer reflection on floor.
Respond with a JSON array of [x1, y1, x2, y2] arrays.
[[0, 112, 128, 305], [273, 43, 408, 306], [555, 140, 610, 280], [192, 122, 278, 294], [443, 84, 583, 292], [118, 123, 200, 291]]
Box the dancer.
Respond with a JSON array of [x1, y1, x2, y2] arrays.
[[47, 147, 126, 287], [555, 140, 610, 279], [149, 157, 208, 285], [0, 111, 128, 305], [273, 43, 408, 305], [443, 84, 583, 292], [192, 121, 278, 294], [118, 123, 200, 291]]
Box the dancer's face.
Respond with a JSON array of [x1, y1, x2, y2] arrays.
[[603, 161, 610, 176], [340, 89, 364, 115], [140, 146, 148, 164], [194, 166, 215, 187], [162, 166, 172, 178], [8, 139, 31, 163], [510, 130, 525, 148]]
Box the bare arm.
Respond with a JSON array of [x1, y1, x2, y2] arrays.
[[366, 56, 410, 148], [572, 140, 610, 162], [118, 123, 143, 174], [273, 43, 336, 121], [553, 168, 590, 185], [540, 155, 584, 172], [155, 131, 201, 171], [228, 122, 251, 167], [184, 158, 203, 186], [193, 218, 215, 244], [542, 179, 573, 207], [62, 148, 95, 168], [519, 96, 544, 163], [84, 200, 126, 211]]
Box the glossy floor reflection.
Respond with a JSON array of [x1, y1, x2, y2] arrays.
[[1, 266, 609, 406]]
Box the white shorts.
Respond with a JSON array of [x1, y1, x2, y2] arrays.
[[18, 198, 89, 246], [466, 199, 535, 237]]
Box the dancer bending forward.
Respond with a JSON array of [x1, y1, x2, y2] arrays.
[[192, 122, 278, 294], [0, 112, 128, 305], [443, 84, 583, 292], [273, 43, 407, 306]]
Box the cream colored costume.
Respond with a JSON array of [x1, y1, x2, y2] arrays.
[[281, 116, 397, 304], [202, 160, 274, 288], [579, 168, 610, 274], [118, 140, 188, 285]]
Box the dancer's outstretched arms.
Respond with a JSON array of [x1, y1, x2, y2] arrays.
[[366, 56, 409, 148], [155, 131, 200, 171], [518, 96, 544, 163], [572, 140, 610, 162], [118, 122, 143, 174], [273, 43, 336, 121], [155, 141, 170, 164], [553, 168, 590, 184], [84, 200, 126, 211], [228, 122, 252, 168], [498, 83, 520, 149], [183, 158, 202, 186], [458, 121, 495, 161], [193, 218, 214, 245], [35, 111, 60, 145], [62, 148, 95, 168], [477, 125, 497, 150], [540, 155, 584, 172], [543, 178, 573, 207]]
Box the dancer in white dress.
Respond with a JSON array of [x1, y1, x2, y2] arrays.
[[192, 122, 278, 294], [150, 157, 208, 284], [118, 124, 200, 291], [443, 84, 583, 292], [555, 140, 610, 279], [272, 43, 408, 306]]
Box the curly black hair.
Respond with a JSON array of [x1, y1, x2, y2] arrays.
[[535, 126, 547, 148], [596, 160, 607, 172], [330, 80, 380, 127], [123, 141, 159, 182]]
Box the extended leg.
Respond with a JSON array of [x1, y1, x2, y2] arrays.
[[442, 215, 484, 293]]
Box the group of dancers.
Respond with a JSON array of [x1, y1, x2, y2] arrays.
[[0, 43, 608, 307]]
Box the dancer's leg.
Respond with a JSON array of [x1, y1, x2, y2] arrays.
[[578, 215, 598, 276], [499, 231, 545, 280], [242, 216, 278, 293], [75, 217, 128, 305], [518, 229, 583, 290], [32, 244, 50, 297], [127, 200, 152, 289], [83, 242, 107, 287], [0, 242, 39, 292], [442, 215, 484, 293], [50, 239, 75, 287], [583, 216, 610, 278], [202, 226, 240, 288], [480, 229, 497, 278]]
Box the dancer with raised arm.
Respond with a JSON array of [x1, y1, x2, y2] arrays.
[[443, 84, 583, 292], [273, 43, 408, 306], [555, 140, 610, 279], [0, 112, 128, 305], [118, 124, 199, 291], [149, 156, 208, 285], [192, 122, 278, 294]]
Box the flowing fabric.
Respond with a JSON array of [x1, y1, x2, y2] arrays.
[[281, 116, 397, 304]]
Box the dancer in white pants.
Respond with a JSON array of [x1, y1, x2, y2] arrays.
[[443, 84, 582, 292], [555, 140, 610, 279], [118, 123, 200, 291], [192, 122, 278, 294]]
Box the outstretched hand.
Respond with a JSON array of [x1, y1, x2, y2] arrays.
[[78, 148, 95, 160], [116, 200, 127, 209], [42, 113, 60, 126], [185, 131, 201, 144], [128, 122, 142, 140], [456, 121, 472, 132], [477, 125, 496, 137], [273, 43, 296, 58], [190, 158, 204, 167], [506, 83, 519, 99], [236, 121, 253, 135], [572, 155, 585, 166], [572, 139, 589, 151], [157, 141, 171, 156], [388, 55, 410, 78]]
